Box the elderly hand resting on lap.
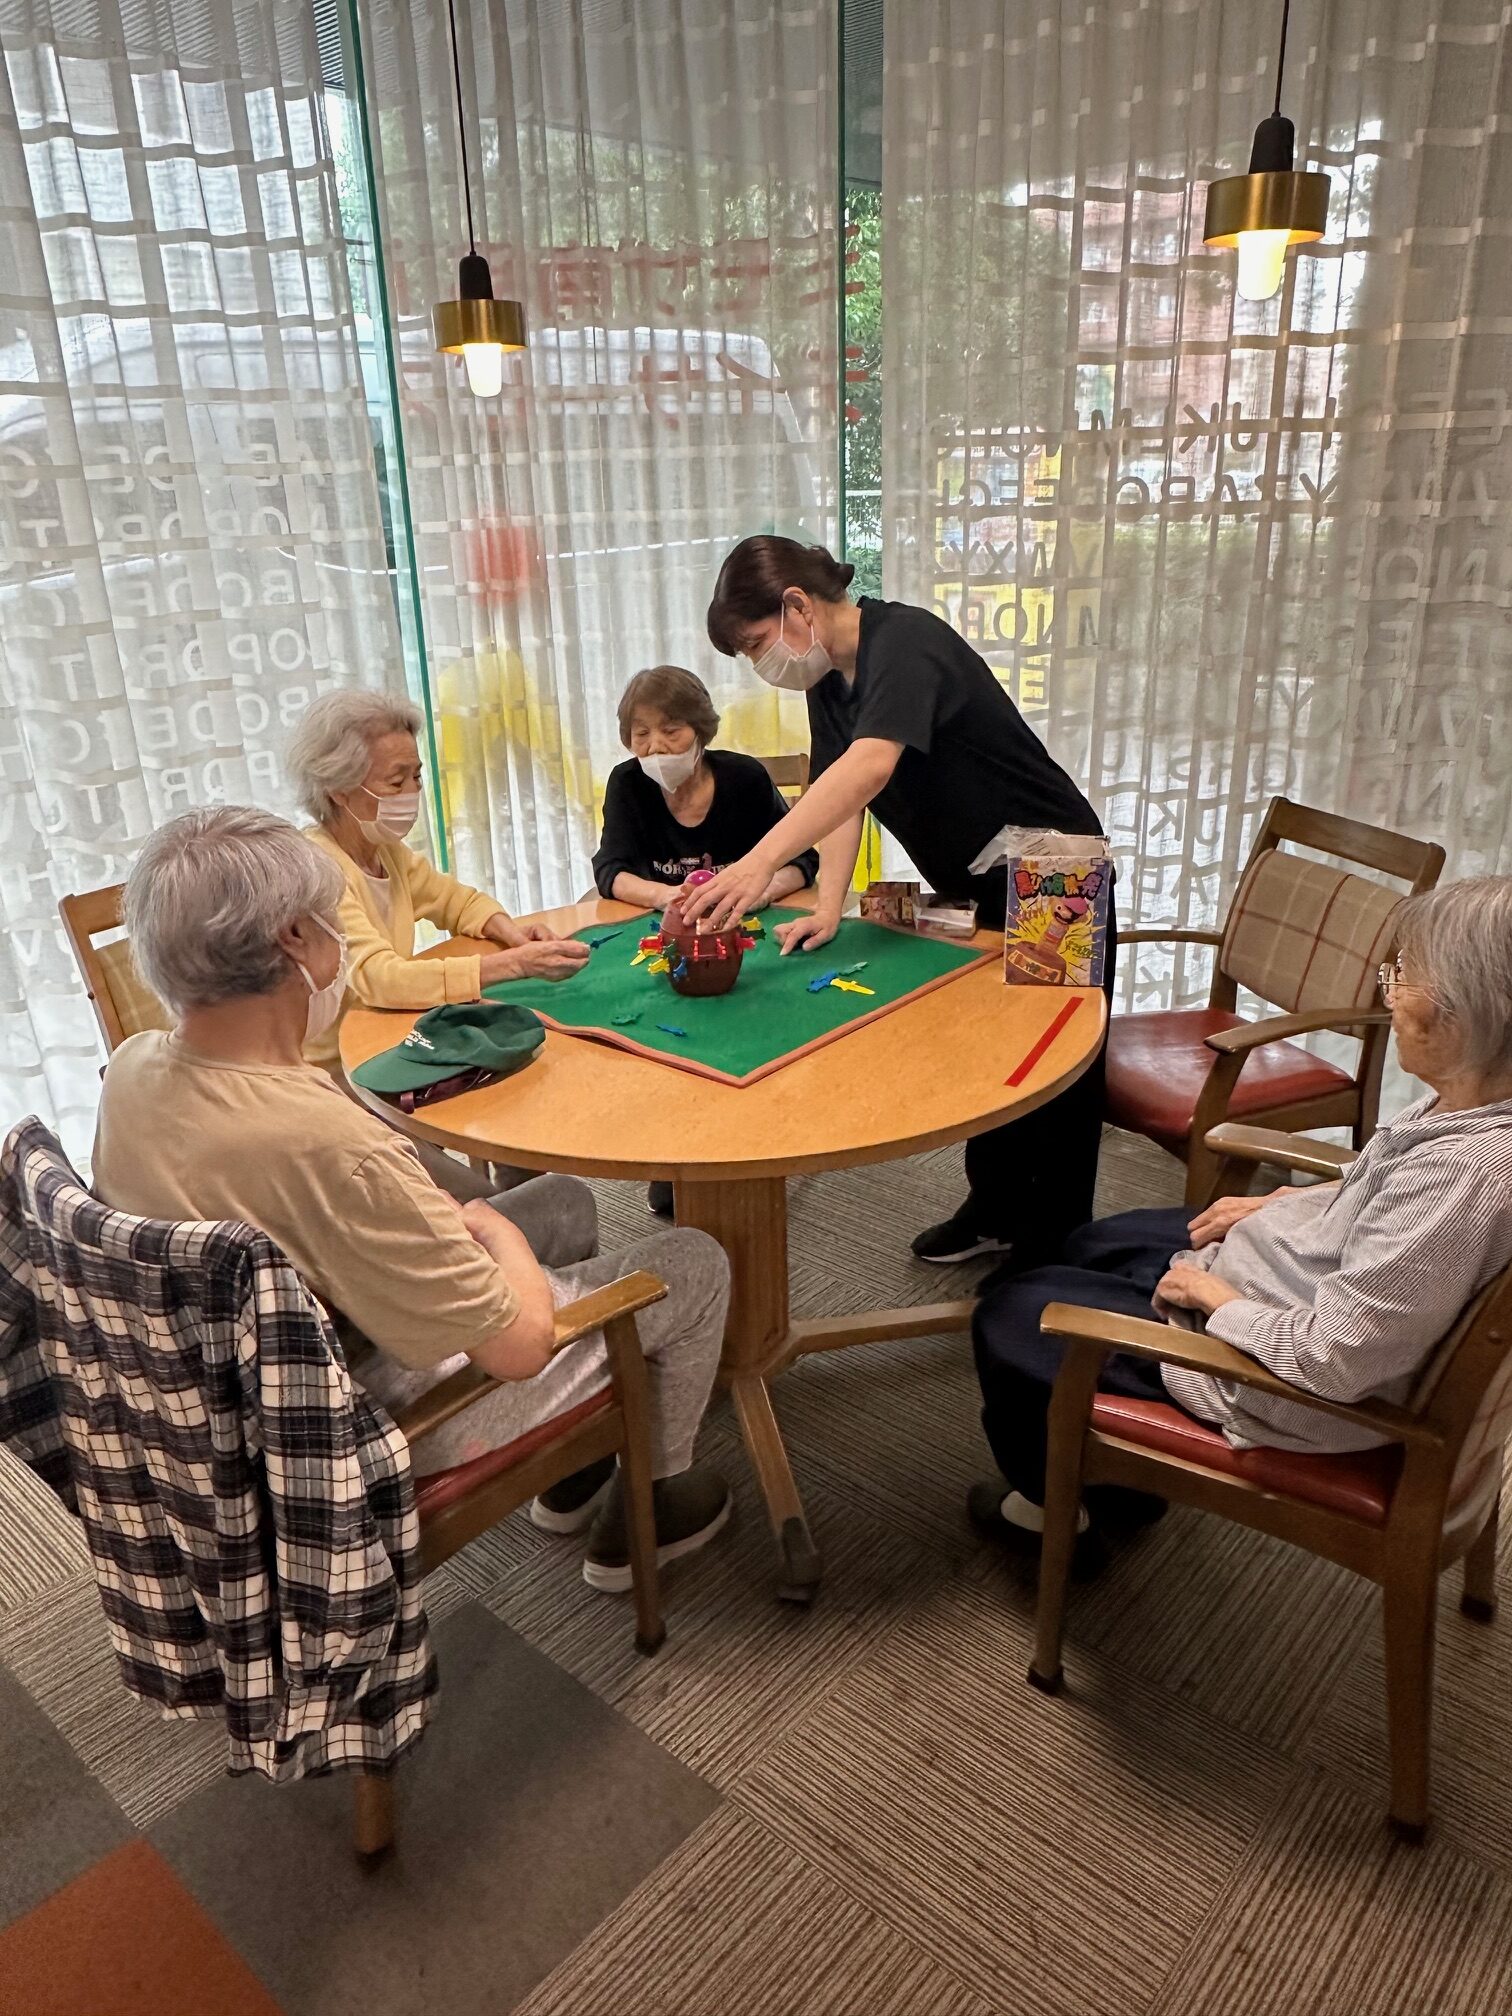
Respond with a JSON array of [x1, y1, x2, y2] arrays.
[[1157, 1186, 1318, 1316]]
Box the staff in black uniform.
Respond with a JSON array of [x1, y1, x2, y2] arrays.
[[682, 534, 1115, 1272]]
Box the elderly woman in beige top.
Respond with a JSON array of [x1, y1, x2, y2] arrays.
[[287, 689, 587, 1073]]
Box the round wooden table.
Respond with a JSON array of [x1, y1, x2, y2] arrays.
[[340, 896, 1106, 1601]]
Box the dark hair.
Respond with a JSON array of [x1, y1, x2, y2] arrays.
[[706, 536, 855, 656], [616, 665, 721, 749]]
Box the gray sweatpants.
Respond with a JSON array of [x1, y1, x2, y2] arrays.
[[361, 1173, 729, 1481]]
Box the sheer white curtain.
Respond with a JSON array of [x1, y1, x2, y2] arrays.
[[0, 0, 405, 1153], [356, 0, 839, 910], [884, 0, 1512, 1019]]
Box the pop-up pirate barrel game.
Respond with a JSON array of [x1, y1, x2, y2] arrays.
[[480, 905, 994, 1088]]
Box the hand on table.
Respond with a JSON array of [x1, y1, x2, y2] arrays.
[[1186, 1188, 1288, 1248], [678, 854, 775, 931], [483, 913, 560, 947], [1154, 1264, 1245, 1318], [774, 911, 840, 956], [481, 938, 590, 985]]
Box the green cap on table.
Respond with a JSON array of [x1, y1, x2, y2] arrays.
[[351, 1001, 546, 1094]]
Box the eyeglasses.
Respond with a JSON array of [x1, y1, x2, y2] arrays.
[[1377, 959, 1402, 1005]]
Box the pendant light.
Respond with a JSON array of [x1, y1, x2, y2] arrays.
[[1203, 0, 1329, 302], [431, 0, 525, 395]]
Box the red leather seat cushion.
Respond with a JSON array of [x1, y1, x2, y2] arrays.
[[1104, 1007, 1355, 1155], [414, 1389, 613, 1520], [1091, 1394, 1402, 1523]]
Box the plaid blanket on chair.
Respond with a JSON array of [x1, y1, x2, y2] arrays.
[[0, 1118, 436, 1781], [0, 1159, 73, 1500]]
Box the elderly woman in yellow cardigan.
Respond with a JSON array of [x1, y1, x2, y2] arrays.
[[288, 689, 588, 1077]]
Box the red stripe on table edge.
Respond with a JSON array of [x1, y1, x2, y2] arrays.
[[1004, 995, 1083, 1086]]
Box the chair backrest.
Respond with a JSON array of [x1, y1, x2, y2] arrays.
[[58, 886, 171, 1053], [758, 752, 810, 799], [1406, 1260, 1512, 1506], [1216, 798, 1445, 1021], [1, 1115, 434, 1776]]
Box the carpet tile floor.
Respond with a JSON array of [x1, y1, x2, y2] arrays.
[[3, 1132, 1510, 2014]]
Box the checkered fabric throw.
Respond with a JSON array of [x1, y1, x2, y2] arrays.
[[0, 1118, 435, 1782], [0, 1153, 73, 1501]]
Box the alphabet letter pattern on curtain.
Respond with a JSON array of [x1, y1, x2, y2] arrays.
[[883, 0, 1511, 1024], [0, 0, 405, 1150]]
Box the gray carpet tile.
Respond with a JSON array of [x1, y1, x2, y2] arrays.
[[1148, 1769, 1512, 2016], [1300, 1579, 1512, 1874], [0, 1573, 226, 1831], [757, 1329, 996, 1563], [0, 1443, 89, 1615], [0, 1547, 515, 1839], [513, 1805, 995, 2016], [152, 1604, 721, 2016], [5, 1124, 1505, 2016], [480, 1459, 944, 1793], [735, 1574, 1294, 2016], [0, 1664, 132, 1930], [1063, 1505, 1378, 1751]]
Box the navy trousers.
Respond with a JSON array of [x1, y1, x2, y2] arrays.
[[970, 1205, 1199, 1506]]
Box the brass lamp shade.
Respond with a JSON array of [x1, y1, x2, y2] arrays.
[[1203, 167, 1330, 249], [432, 251, 526, 357], [432, 293, 527, 354]]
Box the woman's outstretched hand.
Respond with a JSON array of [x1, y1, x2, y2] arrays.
[[774, 912, 840, 956], [678, 855, 773, 931]]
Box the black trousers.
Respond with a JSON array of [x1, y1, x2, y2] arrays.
[[970, 1205, 1198, 1506], [960, 873, 1119, 1253]]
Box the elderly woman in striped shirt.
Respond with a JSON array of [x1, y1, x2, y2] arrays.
[[969, 876, 1512, 1564]]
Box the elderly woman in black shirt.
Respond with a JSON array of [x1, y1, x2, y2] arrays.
[[592, 664, 817, 909]]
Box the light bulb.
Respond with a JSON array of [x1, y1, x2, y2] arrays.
[[1234, 229, 1291, 302], [462, 342, 504, 397]]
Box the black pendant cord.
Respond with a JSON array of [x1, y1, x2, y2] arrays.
[[445, 0, 477, 257], [1273, 0, 1292, 119]]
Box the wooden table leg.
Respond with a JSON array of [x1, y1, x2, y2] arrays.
[[674, 1175, 821, 1604]]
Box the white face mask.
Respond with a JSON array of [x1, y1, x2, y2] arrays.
[[638, 747, 700, 791], [351, 784, 422, 841], [298, 916, 348, 1046], [747, 598, 832, 692]]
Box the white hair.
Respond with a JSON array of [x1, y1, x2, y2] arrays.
[[125, 806, 345, 1012], [285, 688, 424, 823], [1395, 876, 1512, 1077]]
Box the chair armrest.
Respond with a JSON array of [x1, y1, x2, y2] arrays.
[[393, 1271, 668, 1447], [1203, 1005, 1392, 1055], [551, 1270, 667, 1351], [1202, 1122, 1359, 1179], [1120, 926, 1225, 948], [1039, 1301, 1443, 1448]]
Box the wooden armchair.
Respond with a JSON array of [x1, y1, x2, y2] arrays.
[[353, 1268, 669, 1857], [1028, 1123, 1512, 1841], [1105, 798, 1444, 1205], [59, 885, 170, 1054]]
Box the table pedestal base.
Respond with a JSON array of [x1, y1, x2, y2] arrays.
[[674, 1175, 819, 1603]]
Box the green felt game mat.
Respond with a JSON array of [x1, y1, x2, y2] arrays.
[[481, 909, 993, 1085]]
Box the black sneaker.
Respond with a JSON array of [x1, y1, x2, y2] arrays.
[[583, 1463, 732, 1593], [530, 1456, 616, 1535], [911, 1206, 1012, 1265], [646, 1181, 674, 1218], [966, 1479, 1108, 1582]]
